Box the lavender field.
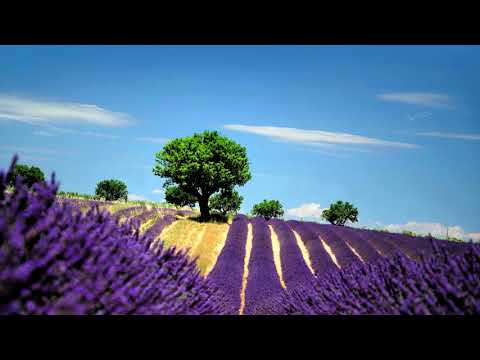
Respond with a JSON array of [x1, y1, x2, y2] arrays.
[[1, 155, 479, 315]]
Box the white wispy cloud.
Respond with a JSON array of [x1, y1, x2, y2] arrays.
[[128, 194, 149, 201], [379, 221, 479, 242], [224, 124, 418, 149], [287, 203, 325, 219], [0, 153, 52, 161], [33, 130, 54, 137], [377, 93, 453, 108], [407, 112, 432, 121], [416, 132, 480, 141], [152, 188, 164, 194], [0, 145, 62, 155], [0, 94, 135, 127], [36, 125, 120, 139], [136, 137, 170, 144]]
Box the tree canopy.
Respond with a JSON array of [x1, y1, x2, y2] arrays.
[[7, 164, 45, 188], [153, 130, 251, 221], [209, 189, 243, 218], [251, 200, 284, 220], [95, 179, 128, 201], [322, 201, 359, 226]]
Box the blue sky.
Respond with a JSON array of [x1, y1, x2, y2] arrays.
[[1, 45, 479, 240]]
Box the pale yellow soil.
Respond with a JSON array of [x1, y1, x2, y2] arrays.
[[269, 225, 287, 289], [319, 237, 341, 269], [160, 219, 229, 275], [344, 241, 365, 262], [239, 223, 253, 315], [292, 229, 315, 275], [191, 223, 229, 276]]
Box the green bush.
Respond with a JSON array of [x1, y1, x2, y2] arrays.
[[7, 164, 45, 188], [95, 179, 128, 201], [209, 189, 243, 218], [322, 201, 358, 226], [251, 199, 284, 220]]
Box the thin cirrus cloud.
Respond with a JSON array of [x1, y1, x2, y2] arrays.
[[416, 132, 480, 141], [0, 145, 65, 162], [0, 94, 135, 127], [33, 130, 54, 137], [152, 188, 164, 194], [224, 124, 419, 150], [136, 137, 170, 144], [377, 92, 453, 108]]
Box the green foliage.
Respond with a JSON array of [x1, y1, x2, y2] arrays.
[[95, 179, 128, 201], [7, 164, 45, 188], [153, 130, 251, 221], [322, 201, 359, 226], [57, 191, 101, 200], [402, 230, 417, 237], [164, 186, 197, 208], [209, 189, 243, 217], [251, 199, 284, 220]]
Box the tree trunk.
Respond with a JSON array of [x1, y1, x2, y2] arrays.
[[198, 196, 210, 222]]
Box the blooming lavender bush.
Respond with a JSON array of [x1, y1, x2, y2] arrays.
[[0, 156, 232, 315], [257, 241, 480, 315], [207, 214, 249, 314], [286, 220, 337, 276], [243, 217, 285, 314], [268, 219, 314, 290]]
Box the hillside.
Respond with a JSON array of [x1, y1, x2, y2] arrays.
[[61, 199, 473, 314]]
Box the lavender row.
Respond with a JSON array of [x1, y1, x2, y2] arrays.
[[243, 217, 285, 315], [330, 225, 382, 263], [286, 220, 337, 276], [0, 156, 231, 315], [307, 223, 361, 268], [143, 214, 177, 242], [269, 219, 315, 290], [130, 208, 161, 228], [256, 241, 480, 315], [353, 228, 402, 257], [206, 214, 249, 314]]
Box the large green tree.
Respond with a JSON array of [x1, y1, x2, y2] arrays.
[[322, 201, 359, 226], [153, 130, 251, 221]]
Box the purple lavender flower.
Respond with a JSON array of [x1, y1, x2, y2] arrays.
[[207, 214, 249, 314], [0, 155, 232, 315]]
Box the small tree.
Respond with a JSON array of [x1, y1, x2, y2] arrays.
[[322, 201, 358, 226], [251, 200, 284, 220], [7, 164, 45, 188], [209, 189, 243, 217], [95, 179, 128, 201], [165, 186, 197, 208], [153, 130, 251, 221]]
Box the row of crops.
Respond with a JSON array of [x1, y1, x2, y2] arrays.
[[1, 156, 479, 315], [206, 215, 480, 315]]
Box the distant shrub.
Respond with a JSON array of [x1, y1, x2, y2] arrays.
[[402, 230, 417, 237], [164, 186, 197, 208], [7, 163, 45, 189], [209, 189, 243, 219], [251, 199, 284, 220], [322, 201, 358, 226], [95, 179, 128, 201]]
